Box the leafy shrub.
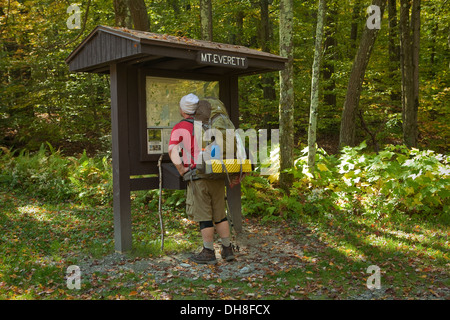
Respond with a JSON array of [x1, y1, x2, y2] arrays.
[[289, 142, 450, 219], [67, 150, 113, 205], [241, 174, 280, 218], [241, 173, 307, 222], [0, 144, 112, 205], [242, 142, 449, 222]]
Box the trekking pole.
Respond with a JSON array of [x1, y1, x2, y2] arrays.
[[225, 195, 233, 234], [225, 194, 240, 252], [157, 154, 165, 251]]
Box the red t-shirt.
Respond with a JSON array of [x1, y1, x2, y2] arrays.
[[169, 118, 200, 168]]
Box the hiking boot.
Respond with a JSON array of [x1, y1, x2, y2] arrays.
[[221, 244, 235, 261], [189, 247, 217, 265]]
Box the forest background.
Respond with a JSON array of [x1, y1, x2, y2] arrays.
[[1, 0, 448, 157]]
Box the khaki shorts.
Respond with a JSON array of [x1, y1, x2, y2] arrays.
[[186, 179, 226, 222]]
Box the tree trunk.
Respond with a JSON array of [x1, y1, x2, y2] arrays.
[[260, 0, 271, 51], [308, 0, 326, 168], [339, 0, 387, 148], [128, 0, 150, 31], [278, 0, 294, 191], [200, 0, 213, 41], [322, 0, 337, 109], [388, 0, 401, 102], [429, 5, 437, 69], [113, 0, 132, 28], [233, 10, 245, 45], [260, 0, 276, 101], [349, 0, 362, 58], [388, 0, 400, 65], [400, 0, 420, 148]]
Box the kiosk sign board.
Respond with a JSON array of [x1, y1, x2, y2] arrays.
[[145, 76, 219, 155]]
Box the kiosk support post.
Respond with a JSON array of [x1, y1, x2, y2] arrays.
[[221, 75, 243, 234], [111, 63, 133, 253]]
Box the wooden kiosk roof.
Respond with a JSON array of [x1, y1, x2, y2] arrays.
[[66, 25, 287, 75]]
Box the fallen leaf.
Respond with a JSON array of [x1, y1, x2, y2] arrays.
[[429, 289, 439, 298]]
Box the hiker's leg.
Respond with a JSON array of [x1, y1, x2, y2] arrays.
[[200, 221, 215, 249], [208, 179, 227, 235], [215, 219, 230, 239], [216, 219, 234, 261], [190, 225, 217, 264], [190, 222, 216, 264], [191, 180, 214, 247]]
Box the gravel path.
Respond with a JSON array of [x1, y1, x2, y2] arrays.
[[76, 220, 449, 300], [78, 222, 305, 284]]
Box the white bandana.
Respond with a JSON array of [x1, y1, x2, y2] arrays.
[[179, 93, 199, 114]]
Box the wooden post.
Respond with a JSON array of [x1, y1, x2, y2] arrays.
[[227, 183, 242, 234], [110, 63, 132, 252], [220, 76, 243, 234]]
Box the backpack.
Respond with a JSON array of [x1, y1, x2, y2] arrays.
[[180, 97, 252, 182]]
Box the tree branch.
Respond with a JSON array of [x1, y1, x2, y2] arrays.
[[63, 0, 92, 48]]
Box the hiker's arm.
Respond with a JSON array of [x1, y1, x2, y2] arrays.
[[169, 145, 189, 177]]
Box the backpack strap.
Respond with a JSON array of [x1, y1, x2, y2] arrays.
[[180, 118, 194, 124], [180, 117, 209, 132], [176, 119, 202, 182], [173, 118, 195, 165]]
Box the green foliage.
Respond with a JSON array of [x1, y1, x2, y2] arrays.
[[242, 143, 450, 223], [66, 150, 113, 205], [0, 144, 112, 205], [0, 0, 112, 154], [332, 143, 450, 219], [241, 174, 283, 220], [2, 141, 448, 223]]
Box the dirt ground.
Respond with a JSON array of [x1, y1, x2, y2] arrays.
[[77, 219, 449, 300], [78, 221, 306, 284]]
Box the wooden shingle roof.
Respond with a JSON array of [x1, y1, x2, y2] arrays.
[[66, 25, 287, 76]]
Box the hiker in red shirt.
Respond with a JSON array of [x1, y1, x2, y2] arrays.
[[168, 93, 235, 265]]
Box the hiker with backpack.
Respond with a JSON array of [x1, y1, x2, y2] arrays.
[[168, 93, 235, 264]]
